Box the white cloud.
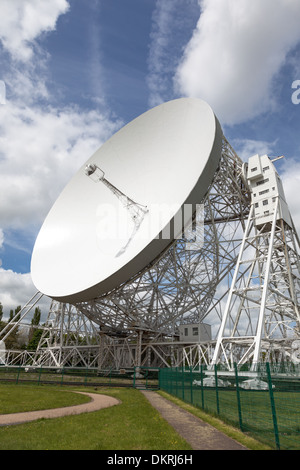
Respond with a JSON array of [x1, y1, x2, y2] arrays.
[[0, 0, 70, 62], [0, 268, 51, 320], [0, 102, 120, 230], [0, 0, 123, 314], [0, 228, 4, 268], [147, 0, 176, 107], [175, 0, 300, 125], [147, 0, 200, 107], [231, 138, 277, 162]]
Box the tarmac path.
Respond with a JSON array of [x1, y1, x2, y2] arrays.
[[141, 390, 248, 450], [0, 391, 120, 426]]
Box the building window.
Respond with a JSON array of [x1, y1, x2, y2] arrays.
[[184, 328, 188, 336], [192, 327, 198, 336], [256, 178, 269, 186], [251, 167, 258, 172], [263, 199, 268, 206], [263, 166, 270, 172], [259, 189, 269, 195], [255, 202, 259, 208]]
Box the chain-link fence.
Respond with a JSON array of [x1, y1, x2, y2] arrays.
[[159, 363, 300, 450], [0, 366, 136, 387], [1, 364, 299, 449], [0, 365, 159, 389]]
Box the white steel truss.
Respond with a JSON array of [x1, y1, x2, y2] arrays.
[[76, 138, 249, 336], [26, 137, 250, 369], [2, 138, 300, 371], [210, 202, 300, 370]]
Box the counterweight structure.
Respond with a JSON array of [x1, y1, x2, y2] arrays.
[[211, 154, 300, 370]]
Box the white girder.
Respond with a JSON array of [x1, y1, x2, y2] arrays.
[[211, 154, 300, 370], [2, 140, 300, 371]]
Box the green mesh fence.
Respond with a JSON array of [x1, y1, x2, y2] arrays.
[[0, 366, 135, 387], [159, 363, 300, 450], [0, 365, 159, 389]]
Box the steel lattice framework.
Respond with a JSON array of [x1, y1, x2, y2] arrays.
[[2, 137, 300, 372], [211, 203, 300, 370], [28, 137, 252, 369]]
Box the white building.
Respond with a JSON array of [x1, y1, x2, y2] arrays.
[[178, 323, 212, 342], [244, 154, 292, 228]]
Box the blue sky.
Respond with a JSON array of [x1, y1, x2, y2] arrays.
[[1, 0, 300, 315]]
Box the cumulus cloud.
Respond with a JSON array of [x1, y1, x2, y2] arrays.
[[0, 0, 70, 62], [231, 138, 277, 162], [0, 268, 51, 319], [147, 0, 200, 107], [0, 1, 122, 232], [175, 0, 300, 125], [0, 103, 120, 230], [0, 0, 122, 314]]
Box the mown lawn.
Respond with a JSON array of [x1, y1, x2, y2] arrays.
[[0, 383, 90, 414], [0, 384, 192, 450]]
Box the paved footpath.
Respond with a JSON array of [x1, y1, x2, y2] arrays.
[[141, 390, 248, 450], [0, 392, 119, 426]]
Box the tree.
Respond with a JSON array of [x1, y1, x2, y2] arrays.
[[14, 305, 21, 322], [9, 306, 21, 322], [27, 307, 43, 351], [31, 307, 41, 326], [9, 309, 13, 321], [2, 305, 22, 349], [0, 303, 5, 339], [26, 328, 43, 351]]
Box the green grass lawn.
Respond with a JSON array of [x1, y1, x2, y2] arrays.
[[0, 385, 192, 450], [170, 386, 300, 450], [0, 383, 90, 414]]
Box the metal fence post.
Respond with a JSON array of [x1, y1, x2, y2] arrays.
[[190, 366, 193, 404], [234, 362, 243, 431], [214, 364, 220, 415], [133, 367, 136, 388], [201, 364, 204, 409], [266, 362, 280, 450], [60, 367, 64, 386], [38, 366, 42, 386], [84, 367, 88, 386], [16, 366, 21, 384]]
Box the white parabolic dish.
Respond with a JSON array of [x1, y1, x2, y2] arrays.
[[31, 98, 223, 303]]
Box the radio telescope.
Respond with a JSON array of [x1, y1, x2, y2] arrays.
[[31, 98, 222, 303], [1, 98, 299, 371]]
